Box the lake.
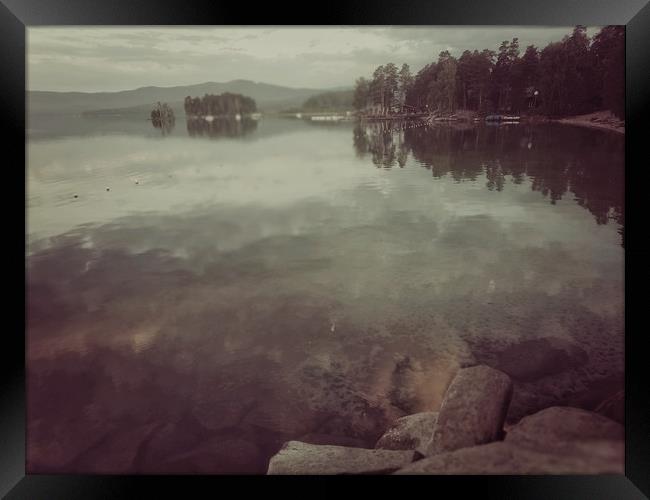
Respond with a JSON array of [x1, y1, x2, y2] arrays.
[[26, 115, 624, 474]]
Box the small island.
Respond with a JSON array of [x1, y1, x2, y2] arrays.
[[150, 101, 175, 131], [183, 92, 257, 119]]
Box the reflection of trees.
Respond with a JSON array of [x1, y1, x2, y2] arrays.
[[152, 120, 175, 136], [353, 122, 624, 244], [151, 102, 175, 136], [186, 117, 258, 139], [485, 160, 505, 192], [353, 121, 410, 169]]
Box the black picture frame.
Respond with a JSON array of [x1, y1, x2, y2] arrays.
[[3, 0, 649, 497]]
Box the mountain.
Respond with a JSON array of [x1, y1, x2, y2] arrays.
[[28, 80, 353, 115]]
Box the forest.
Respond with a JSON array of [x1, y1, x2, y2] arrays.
[[353, 26, 624, 118], [184, 92, 257, 117], [302, 90, 354, 112]]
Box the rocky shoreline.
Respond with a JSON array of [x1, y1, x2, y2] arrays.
[[266, 365, 624, 475]]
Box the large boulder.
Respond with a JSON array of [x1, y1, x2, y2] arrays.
[[266, 441, 417, 475], [427, 365, 512, 455], [494, 337, 588, 382], [505, 406, 624, 453], [375, 412, 438, 454], [394, 440, 623, 474]]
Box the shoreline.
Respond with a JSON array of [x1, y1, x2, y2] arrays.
[[351, 110, 625, 135], [552, 113, 625, 134]]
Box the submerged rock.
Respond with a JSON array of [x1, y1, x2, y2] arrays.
[[494, 337, 588, 382], [504, 406, 624, 453], [387, 355, 421, 413], [375, 412, 438, 454], [427, 365, 512, 455], [138, 421, 204, 472], [191, 397, 256, 432], [266, 441, 417, 474], [593, 390, 624, 424], [566, 374, 624, 424], [394, 439, 623, 474], [163, 436, 264, 474], [66, 422, 161, 474]]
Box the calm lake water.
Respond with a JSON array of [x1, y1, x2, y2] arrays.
[[27, 115, 624, 474]]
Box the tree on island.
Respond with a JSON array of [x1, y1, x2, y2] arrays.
[[150, 102, 175, 129]]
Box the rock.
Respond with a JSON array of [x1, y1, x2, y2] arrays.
[[427, 365, 512, 455], [243, 397, 323, 436], [593, 390, 624, 424], [394, 440, 623, 474], [505, 406, 624, 454], [67, 422, 161, 474], [375, 412, 438, 454], [266, 441, 417, 475], [494, 337, 588, 382], [388, 355, 420, 413], [566, 375, 624, 424], [26, 416, 121, 473], [299, 433, 369, 448], [138, 421, 204, 472], [191, 397, 256, 432]]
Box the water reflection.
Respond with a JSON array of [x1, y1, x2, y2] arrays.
[[186, 117, 258, 139], [27, 117, 624, 474], [152, 119, 175, 136], [353, 121, 624, 245]]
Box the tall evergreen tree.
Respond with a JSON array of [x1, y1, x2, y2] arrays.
[[398, 63, 414, 109], [383, 63, 400, 111], [353, 77, 371, 111]]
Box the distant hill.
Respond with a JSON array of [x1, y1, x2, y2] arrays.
[[28, 80, 352, 115], [80, 103, 162, 117]]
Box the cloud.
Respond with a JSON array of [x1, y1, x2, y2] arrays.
[[28, 26, 603, 92]]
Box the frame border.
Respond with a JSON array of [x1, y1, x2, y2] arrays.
[[3, 0, 649, 497]]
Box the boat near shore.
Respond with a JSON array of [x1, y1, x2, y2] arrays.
[[310, 114, 354, 122], [311, 115, 343, 121], [485, 114, 521, 122]]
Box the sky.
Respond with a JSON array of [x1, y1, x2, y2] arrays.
[[28, 26, 601, 92]]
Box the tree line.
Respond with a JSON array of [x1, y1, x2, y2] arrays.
[[353, 26, 624, 118], [184, 92, 257, 117], [302, 90, 354, 112]]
